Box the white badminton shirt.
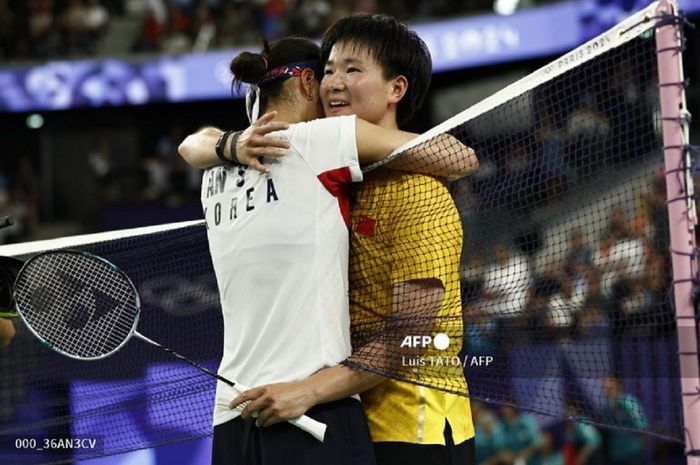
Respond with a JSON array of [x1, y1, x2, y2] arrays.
[[201, 115, 362, 426]]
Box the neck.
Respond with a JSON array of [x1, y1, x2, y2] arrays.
[[268, 106, 305, 124], [373, 108, 400, 130]]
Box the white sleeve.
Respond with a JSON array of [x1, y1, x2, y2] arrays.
[[286, 115, 362, 182]]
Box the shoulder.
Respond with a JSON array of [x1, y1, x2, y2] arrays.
[[363, 171, 450, 197], [287, 115, 356, 135]]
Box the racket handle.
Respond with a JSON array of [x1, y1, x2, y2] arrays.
[[288, 414, 327, 442], [236, 385, 328, 442], [133, 331, 235, 387], [134, 332, 327, 442]]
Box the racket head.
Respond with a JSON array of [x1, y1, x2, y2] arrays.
[[13, 250, 141, 360]]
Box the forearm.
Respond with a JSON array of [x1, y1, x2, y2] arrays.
[[386, 134, 479, 179], [301, 286, 443, 408], [302, 363, 384, 406], [178, 126, 228, 169]]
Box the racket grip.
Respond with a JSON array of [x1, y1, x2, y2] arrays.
[[288, 414, 327, 442]]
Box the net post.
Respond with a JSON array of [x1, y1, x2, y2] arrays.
[[655, 1, 700, 463]]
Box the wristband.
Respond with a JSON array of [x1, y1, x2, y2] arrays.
[[229, 131, 244, 166], [215, 130, 235, 164]]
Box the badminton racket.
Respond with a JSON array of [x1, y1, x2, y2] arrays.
[[13, 250, 327, 442]]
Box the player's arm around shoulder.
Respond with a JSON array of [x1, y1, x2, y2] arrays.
[[178, 112, 291, 171], [354, 118, 478, 179], [397, 134, 478, 180]]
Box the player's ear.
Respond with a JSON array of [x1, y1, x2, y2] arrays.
[[300, 68, 316, 98], [387, 75, 408, 105]]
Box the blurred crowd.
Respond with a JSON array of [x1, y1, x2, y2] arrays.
[[0, 0, 111, 60], [468, 60, 658, 215], [472, 377, 657, 465], [0, 0, 547, 62], [0, 122, 202, 245], [87, 125, 200, 206], [461, 169, 671, 343]]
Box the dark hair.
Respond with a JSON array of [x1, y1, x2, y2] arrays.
[[230, 37, 321, 113], [321, 14, 432, 127]]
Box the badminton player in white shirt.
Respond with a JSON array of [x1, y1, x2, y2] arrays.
[[179, 36, 473, 465]]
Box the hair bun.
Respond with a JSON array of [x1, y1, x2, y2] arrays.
[[230, 52, 268, 85]]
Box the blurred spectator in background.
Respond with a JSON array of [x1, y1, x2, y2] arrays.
[[539, 431, 563, 465], [522, 269, 559, 342], [13, 156, 40, 239], [325, 0, 353, 30], [461, 253, 485, 306], [29, 0, 59, 58], [563, 229, 593, 280], [563, 404, 602, 465], [641, 166, 669, 255], [565, 91, 610, 172], [645, 252, 674, 336], [473, 401, 507, 465], [192, 2, 216, 51], [575, 301, 608, 340], [286, 0, 333, 38], [603, 60, 656, 162], [617, 276, 653, 336], [160, 3, 192, 53], [504, 139, 533, 211], [592, 231, 622, 299], [499, 404, 543, 465], [61, 0, 91, 55], [1, 0, 551, 62], [88, 138, 118, 201], [84, 0, 110, 49], [566, 91, 610, 142], [535, 119, 569, 202], [481, 243, 531, 318], [155, 125, 200, 199], [463, 301, 498, 357], [215, 2, 256, 47], [142, 149, 171, 201], [546, 274, 585, 332], [600, 377, 647, 465], [133, 6, 163, 52]]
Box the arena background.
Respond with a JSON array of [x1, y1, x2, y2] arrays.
[[0, 1, 698, 464]]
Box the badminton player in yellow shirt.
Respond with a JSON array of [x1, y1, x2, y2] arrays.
[[232, 14, 478, 465]]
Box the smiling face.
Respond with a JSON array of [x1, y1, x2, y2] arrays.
[[320, 42, 404, 129]]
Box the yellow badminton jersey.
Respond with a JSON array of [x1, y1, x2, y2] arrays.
[[349, 169, 474, 445]]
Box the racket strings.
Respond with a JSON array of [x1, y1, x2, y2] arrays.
[[15, 252, 140, 359]]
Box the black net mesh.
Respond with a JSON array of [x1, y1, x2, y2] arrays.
[[344, 13, 684, 444], [0, 225, 220, 464], [0, 10, 690, 465]]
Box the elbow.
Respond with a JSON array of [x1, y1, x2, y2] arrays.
[[456, 147, 479, 177], [178, 137, 195, 165], [466, 147, 479, 173]]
